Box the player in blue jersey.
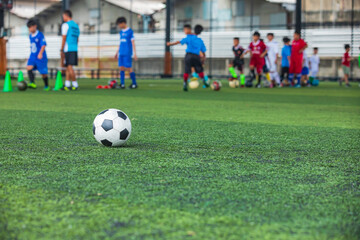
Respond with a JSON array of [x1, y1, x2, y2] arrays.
[[26, 19, 49, 91], [191, 25, 210, 88], [114, 17, 138, 89], [61, 10, 80, 91], [167, 24, 208, 91]]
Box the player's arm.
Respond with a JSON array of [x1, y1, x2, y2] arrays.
[[299, 43, 308, 53], [167, 41, 180, 46], [38, 45, 46, 60], [132, 39, 137, 61], [260, 49, 268, 58]]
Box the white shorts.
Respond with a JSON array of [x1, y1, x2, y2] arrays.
[[310, 70, 318, 78]]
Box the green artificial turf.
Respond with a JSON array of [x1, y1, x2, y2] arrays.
[[0, 79, 359, 239]]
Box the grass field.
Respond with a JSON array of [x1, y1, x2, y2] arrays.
[[0, 79, 359, 239]]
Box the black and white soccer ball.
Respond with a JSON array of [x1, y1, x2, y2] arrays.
[[93, 109, 132, 147]]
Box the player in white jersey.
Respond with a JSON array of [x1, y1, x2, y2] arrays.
[[266, 33, 280, 87], [309, 47, 320, 84]]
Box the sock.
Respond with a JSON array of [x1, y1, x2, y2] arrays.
[[240, 74, 245, 85], [42, 77, 49, 87], [72, 81, 79, 88], [120, 71, 125, 85], [65, 80, 71, 87], [257, 74, 262, 85], [192, 72, 199, 78], [309, 76, 314, 84], [204, 75, 209, 82], [229, 67, 238, 78], [250, 69, 256, 81], [183, 73, 189, 83], [266, 73, 271, 82], [296, 75, 301, 85], [198, 72, 205, 79], [130, 72, 137, 85], [288, 74, 294, 84], [28, 70, 35, 83]]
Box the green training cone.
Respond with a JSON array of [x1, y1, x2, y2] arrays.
[[53, 71, 63, 91], [3, 71, 13, 92], [17, 71, 24, 82]]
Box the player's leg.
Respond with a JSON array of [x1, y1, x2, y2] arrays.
[[125, 56, 137, 89], [256, 60, 264, 88], [26, 65, 37, 89], [68, 65, 78, 90], [229, 61, 238, 80], [70, 52, 79, 90], [183, 54, 192, 91], [239, 64, 245, 87], [118, 56, 126, 88], [63, 52, 72, 90], [343, 66, 351, 87], [37, 59, 49, 91], [194, 55, 209, 88]]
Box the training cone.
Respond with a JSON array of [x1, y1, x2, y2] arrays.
[[17, 71, 24, 82], [3, 71, 13, 92], [53, 71, 63, 91]]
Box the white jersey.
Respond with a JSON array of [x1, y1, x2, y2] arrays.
[[303, 51, 309, 68], [266, 40, 279, 60], [309, 54, 320, 71]]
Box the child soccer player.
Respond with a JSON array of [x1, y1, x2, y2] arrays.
[[266, 33, 280, 87], [341, 44, 351, 87], [228, 37, 245, 86], [26, 19, 49, 91], [242, 31, 267, 88], [115, 17, 138, 89], [289, 31, 307, 88], [280, 37, 291, 86], [191, 24, 210, 88], [301, 51, 309, 85], [61, 10, 80, 91], [167, 24, 208, 91], [309, 47, 320, 85]]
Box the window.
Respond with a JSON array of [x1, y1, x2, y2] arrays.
[[232, 0, 245, 17]]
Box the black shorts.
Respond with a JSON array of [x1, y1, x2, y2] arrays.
[[185, 53, 203, 74], [281, 67, 289, 80], [232, 59, 244, 72], [64, 52, 78, 66]]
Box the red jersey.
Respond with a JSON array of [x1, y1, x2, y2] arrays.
[[248, 40, 267, 56], [342, 52, 350, 67], [291, 39, 307, 60]]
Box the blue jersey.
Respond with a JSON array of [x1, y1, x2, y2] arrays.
[[62, 20, 80, 52], [29, 31, 47, 60], [180, 34, 205, 55], [119, 28, 134, 56], [281, 45, 291, 67]]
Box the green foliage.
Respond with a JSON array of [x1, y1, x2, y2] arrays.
[[0, 80, 359, 239]]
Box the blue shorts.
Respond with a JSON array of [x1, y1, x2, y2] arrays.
[[27, 57, 48, 74], [301, 67, 309, 75], [118, 55, 132, 68]]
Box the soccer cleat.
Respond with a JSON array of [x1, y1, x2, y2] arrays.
[[116, 84, 125, 89], [346, 83, 351, 88], [43, 86, 50, 91], [28, 82, 37, 89], [294, 84, 301, 88], [256, 83, 261, 88], [128, 84, 138, 89], [183, 82, 188, 92], [71, 87, 78, 91], [62, 86, 71, 91], [203, 80, 210, 88]]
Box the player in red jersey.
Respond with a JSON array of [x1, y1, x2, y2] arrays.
[[242, 31, 267, 88], [289, 31, 308, 87], [341, 44, 351, 87]]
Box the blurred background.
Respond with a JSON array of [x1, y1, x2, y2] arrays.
[[1, 0, 359, 79]]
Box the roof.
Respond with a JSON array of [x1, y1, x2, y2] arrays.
[[104, 0, 165, 15], [10, 0, 60, 19]]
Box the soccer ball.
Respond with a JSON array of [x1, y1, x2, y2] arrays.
[[108, 79, 118, 89], [211, 80, 222, 91], [93, 109, 132, 147], [229, 80, 239, 88], [189, 79, 199, 89], [17, 81, 27, 91]]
